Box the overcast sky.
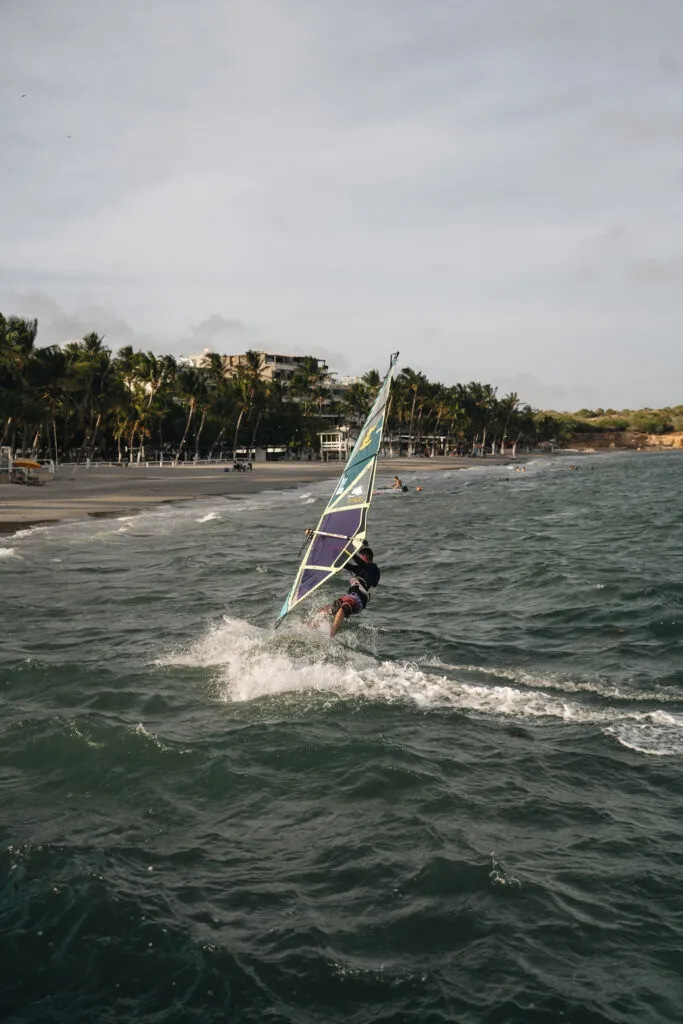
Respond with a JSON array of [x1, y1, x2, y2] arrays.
[[2, 0, 682, 409]]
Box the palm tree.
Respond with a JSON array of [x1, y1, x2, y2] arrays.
[[397, 367, 428, 455], [140, 351, 177, 411], [340, 381, 370, 429], [445, 384, 465, 441], [231, 350, 267, 459], [361, 368, 381, 401], [207, 383, 237, 460], [64, 333, 122, 467], [500, 392, 519, 453], [112, 346, 149, 462], [462, 382, 496, 452], [479, 384, 498, 454], [196, 353, 239, 461], [290, 357, 328, 416], [139, 353, 177, 460], [193, 375, 213, 460], [0, 315, 39, 451], [174, 367, 206, 464], [428, 383, 450, 454], [24, 345, 69, 465]]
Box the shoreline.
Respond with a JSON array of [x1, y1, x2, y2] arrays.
[[0, 457, 472, 535], [0, 450, 609, 537]]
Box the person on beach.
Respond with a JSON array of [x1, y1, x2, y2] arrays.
[[392, 476, 403, 490], [325, 545, 381, 638]]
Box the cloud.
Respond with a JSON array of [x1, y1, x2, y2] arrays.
[[630, 257, 683, 283], [181, 314, 248, 352], [493, 373, 601, 414], [658, 51, 681, 74], [3, 291, 154, 352], [2, 1, 683, 409]]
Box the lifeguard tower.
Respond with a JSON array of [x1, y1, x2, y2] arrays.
[[319, 427, 351, 461]]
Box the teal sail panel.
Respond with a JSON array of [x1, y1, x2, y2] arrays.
[[275, 352, 399, 625]]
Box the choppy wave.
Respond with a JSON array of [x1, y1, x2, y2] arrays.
[[3, 450, 683, 1024], [158, 617, 683, 756]]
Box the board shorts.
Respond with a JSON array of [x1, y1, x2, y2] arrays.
[[331, 594, 364, 619]]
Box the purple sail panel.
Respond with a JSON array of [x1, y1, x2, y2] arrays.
[[297, 568, 332, 601], [309, 532, 347, 568], [320, 508, 363, 539]]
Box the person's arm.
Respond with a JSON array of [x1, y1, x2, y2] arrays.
[[345, 547, 374, 574]]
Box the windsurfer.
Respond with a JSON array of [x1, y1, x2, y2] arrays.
[[274, 351, 398, 631], [326, 545, 380, 637]]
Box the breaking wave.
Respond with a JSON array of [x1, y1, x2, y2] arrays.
[[157, 617, 683, 756]]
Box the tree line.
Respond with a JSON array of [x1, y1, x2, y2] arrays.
[[1, 312, 586, 463], [566, 407, 683, 437]]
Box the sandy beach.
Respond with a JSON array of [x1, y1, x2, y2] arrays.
[[0, 456, 494, 532]]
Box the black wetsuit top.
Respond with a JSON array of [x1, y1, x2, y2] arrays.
[[344, 554, 380, 607]]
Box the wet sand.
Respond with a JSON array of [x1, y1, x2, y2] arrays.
[[0, 456, 497, 531]]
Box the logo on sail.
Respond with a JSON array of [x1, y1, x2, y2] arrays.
[[358, 424, 377, 451]]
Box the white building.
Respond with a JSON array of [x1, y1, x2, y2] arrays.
[[183, 349, 329, 383]]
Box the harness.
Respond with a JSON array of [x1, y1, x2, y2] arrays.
[[348, 575, 371, 607]]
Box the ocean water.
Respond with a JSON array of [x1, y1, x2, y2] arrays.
[[2, 451, 683, 1024]]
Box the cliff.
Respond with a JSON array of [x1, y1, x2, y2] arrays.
[[571, 431, 683, 450]]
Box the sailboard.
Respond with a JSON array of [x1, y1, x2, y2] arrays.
[[275, 351, 399, 627]]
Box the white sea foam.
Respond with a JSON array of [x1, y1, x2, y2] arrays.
[[0, 547, 20, 559], [67, 721, 104, 749], [11, 526, 50, 540], [133, 721, 191, 753], [418, 658, 680, 705], [196, 511, 221, 523], [607, 712, 683, 756], [134, 722, 172, 750], [489, 854, 521, 888], [156, 617, 683, 756]]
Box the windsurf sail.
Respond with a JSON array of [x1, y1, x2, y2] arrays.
[[275, 351, 399, 626]]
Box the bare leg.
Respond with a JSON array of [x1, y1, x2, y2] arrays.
[[330, 608, 346, 638]]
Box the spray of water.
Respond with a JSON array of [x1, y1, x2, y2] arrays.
[[156, 616, 683, 756]]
